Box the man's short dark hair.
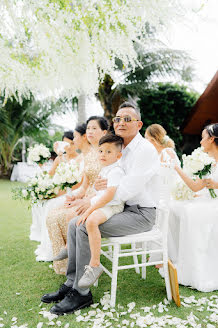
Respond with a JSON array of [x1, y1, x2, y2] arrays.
[[118, 101, 141, 120], [99, 133, 124, 149]]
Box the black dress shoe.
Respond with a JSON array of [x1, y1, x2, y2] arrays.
[[50, 289, 93, 315], [41, 284, 72, 303]]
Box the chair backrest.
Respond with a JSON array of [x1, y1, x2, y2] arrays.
[[155, 201, 169, 240], [154, 163, 173, 236]]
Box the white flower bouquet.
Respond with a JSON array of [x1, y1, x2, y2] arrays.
[[12, 172, 60, 204], [27, 144, 51, 165], [53, 161, 82, 191], [172, 181, 195, 201], [182, 147, 217, 198]]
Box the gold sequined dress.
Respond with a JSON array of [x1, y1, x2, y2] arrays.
[[46, 148, 101, 274]]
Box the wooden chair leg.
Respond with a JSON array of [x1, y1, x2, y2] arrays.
[[110, 243, 119, 307]]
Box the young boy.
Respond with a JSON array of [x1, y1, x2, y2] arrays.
[[77, 133, 125, 289]]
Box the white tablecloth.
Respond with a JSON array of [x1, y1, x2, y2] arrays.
[[168, 198, 218, 292], [10, 162, 41, 183]]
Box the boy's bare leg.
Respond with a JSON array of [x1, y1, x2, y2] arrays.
[[86, 210, 107, 267]]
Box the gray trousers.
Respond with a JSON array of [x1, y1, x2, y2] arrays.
[[65, 204, 156, 294]]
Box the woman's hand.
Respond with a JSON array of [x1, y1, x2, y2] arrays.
[[94, 176, 108, 191], [76, 209, 92, 226], [64, 195, 77, 207], [204, 179, 217, 189], [64, 198, 91, 214]]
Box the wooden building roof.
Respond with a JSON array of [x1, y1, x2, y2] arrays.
[[182, 71, 218, 135]]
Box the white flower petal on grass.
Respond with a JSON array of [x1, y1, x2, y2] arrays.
[[64, 324, 69, 328], [38, 310, 58, 321], [91, 303, 99, 308], [122, 319, 130, 325], [0, 324, 4, 328], [127, 302, 136, 313], [74, 310, 81, 316], [0, 318, 3, 320], [37, 323, 43, 328], [16, 293, 21, 295], [140, 307, 151, 313], [207, 324, 215, 328], [3, 312, 7, 315], [196, 307, 204, 312], [181, 302, 191, 308], [47, 321, 55, 326], [12, 317, 17, 322], [76, 315, 85, 322]]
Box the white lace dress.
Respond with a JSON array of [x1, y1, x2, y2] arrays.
[[168, 164, 218, 292], [30, 158, 81, 262], [149, 148, 181, 263]]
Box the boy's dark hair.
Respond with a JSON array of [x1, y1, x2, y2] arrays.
[[99, 133, 124, 149]]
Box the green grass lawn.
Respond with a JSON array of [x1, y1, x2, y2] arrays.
[[0, 179, 218, 328]]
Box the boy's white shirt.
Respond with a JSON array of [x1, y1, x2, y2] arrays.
[[90, 161, 125, 207]]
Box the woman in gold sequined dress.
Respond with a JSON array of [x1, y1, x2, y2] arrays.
[[46, 116, 109, 274]]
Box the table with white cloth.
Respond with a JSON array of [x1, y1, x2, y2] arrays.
[[10, 161, 53, 183], [10, 162, 41, 182], [168, 197, 218, 292]]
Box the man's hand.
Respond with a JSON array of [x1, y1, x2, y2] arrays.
[[94, 176, 108, 191], [76, 209, 92, 226]]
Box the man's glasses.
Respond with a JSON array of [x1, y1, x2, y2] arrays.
[[112, 116, 139, 123]]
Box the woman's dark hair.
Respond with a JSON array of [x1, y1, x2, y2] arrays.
[[86, 116, 109, 131], [62, 130, 74, 141], [75, 123, 87, 136], [205, 123, 218, 146]]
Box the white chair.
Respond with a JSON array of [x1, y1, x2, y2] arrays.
[[98, 165, 173, 307]]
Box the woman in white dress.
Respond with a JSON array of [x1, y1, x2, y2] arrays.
[[31, 129, 82, 262], [145, 124, 181, 267], [170, 123, 218, 291]]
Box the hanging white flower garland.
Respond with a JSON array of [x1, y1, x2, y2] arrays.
[[0, 0, 185, 102]]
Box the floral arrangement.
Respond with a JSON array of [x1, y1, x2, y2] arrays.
[[172, 181, 195, 201], [53, 161, 82, 190], [0, 0, 187, 102], [182, 147, 217, 198], [27, 144, 51, 165], [12, 172, 60, 204]]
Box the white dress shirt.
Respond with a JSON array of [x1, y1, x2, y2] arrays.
[[116, 133, 160, 207], [91, 161, 125, 206]]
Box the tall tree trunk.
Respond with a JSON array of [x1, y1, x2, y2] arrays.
[[77, 94, 87, 124]]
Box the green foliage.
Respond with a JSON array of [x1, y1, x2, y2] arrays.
[[138, 83, 199, 154], [97, 33, 194, 122], [0, 96, 63, 177]]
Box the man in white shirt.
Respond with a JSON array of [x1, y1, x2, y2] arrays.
[[41, 102, 160, 315]]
